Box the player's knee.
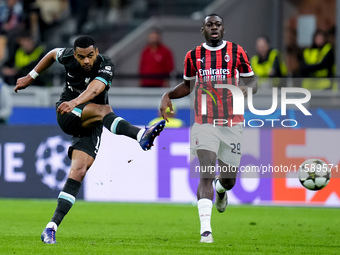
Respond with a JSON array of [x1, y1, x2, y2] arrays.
[[220, 178, 236, 190], [82, 104, 113, 124], [99, 105, 113, 116]]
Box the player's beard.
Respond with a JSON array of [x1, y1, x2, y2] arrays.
[[83, 59, 97, 72], [83, 62, 94, 71]]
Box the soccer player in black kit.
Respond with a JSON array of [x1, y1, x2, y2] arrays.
[[14, 35, 165, 244]]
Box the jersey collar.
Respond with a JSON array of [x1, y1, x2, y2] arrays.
[[202, 40, 226, 51]]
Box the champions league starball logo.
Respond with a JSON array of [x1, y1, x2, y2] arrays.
[[200, 84, 312, 127], [35, 136, 71, 190]]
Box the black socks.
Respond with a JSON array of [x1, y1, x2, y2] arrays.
[[102, 112, 140, 140], [51, 178, 81, 226]]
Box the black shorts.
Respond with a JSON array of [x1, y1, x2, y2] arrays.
[[57, 102, 103, 159]]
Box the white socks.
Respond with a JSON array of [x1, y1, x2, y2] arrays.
[[46, 222, 58, 232], [136, 129, 145, 142], [215, 179, 227, 193], [197, 198, 212, 234]]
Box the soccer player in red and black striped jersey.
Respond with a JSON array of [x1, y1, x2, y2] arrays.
[[160, 14, 258, 243]]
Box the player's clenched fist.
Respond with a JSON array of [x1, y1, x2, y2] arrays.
[[14, 75, 34, 93], [57, 101, 77, 114]]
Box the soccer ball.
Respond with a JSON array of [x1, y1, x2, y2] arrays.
[[298, 158, 331, 191]]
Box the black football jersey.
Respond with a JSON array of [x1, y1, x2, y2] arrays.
[[56, 48, 115, 106]]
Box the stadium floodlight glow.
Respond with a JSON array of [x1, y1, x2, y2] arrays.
[[201, 84, 312, 116]]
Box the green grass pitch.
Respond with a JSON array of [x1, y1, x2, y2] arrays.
[[0, 199, 339, 254]]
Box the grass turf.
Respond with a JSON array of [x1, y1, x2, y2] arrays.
[[0, 199, 339, 255]]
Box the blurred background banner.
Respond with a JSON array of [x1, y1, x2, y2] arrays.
[[0, 125, 83, 199], [1, 126, 339, 206]]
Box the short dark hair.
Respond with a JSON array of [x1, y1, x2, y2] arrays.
[[73, 35, 96, 50], [204, 13, 224, 23]]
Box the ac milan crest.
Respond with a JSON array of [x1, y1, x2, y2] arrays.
[[224, 54, 230, 62]]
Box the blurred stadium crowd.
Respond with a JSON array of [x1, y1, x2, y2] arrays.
[[0, 0, 339, 124]]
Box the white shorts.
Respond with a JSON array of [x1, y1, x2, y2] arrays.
[[190, 123, 243, 167]]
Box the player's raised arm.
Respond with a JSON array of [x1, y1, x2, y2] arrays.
[[239, 75, 258, 99], [14, 48, 61, 93]]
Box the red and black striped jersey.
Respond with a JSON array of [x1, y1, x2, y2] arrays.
[[184, 40, 254, 126]]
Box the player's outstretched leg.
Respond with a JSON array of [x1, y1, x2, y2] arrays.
[[41, 222, 57, 244], [214, 175, 228, 213], [102, 113, 165, 151], [139, 119, 166, 150]]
